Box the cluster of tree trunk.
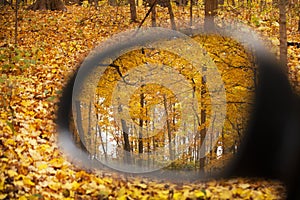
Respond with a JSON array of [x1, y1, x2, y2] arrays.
[[8, 0, 298, 40]]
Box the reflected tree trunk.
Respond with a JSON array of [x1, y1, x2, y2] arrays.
[[75, 101, 86, 149], [139, 90, 145, 154], [121, 118, 131, 164], [199, 69, 207, 172], [163, 95, 174, 160], [97, 116, 107, 161]]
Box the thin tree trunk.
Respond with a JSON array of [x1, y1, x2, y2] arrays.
[[193, 115, 198, 164], [191, 78, 200, 168], [164, 95, 174, 160], [122, 120, 130, 152], [152, 108, 156, 166], [279, 0, 287, 71], [190, 0, 193, 26], [98, 119, 107, 161], [209, 114, 216, 169], [118, 96, 131, 164], [138, 91, 144, 154], [138, 0, 157, 28], [121, 119, 131, 164], [151, 1, 157, 27], [129, 0, 137, 22], [204, 0, 218, 31], [199, 110, 206, 171], [146, 107, 150, 168], [166, 0, 176, 30], [172, 103, 176, 154], [75, 101, 85, 144], [87, 102, 92, 155], [221, 130, 225, 166], [199, 69, 207, 172]]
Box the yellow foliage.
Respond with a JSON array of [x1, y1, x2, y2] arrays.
[[49, 182, 62, 191], [18, 196, 27, 200], [49, 158, 64, 168], [0, 3, 294, 200], [7, 169, 18, 177], [0, 178, 5, 191], [0, 194, 8, 200], [23, 176, 35, 186]]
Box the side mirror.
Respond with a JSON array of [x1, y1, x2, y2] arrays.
[[56, 26, 300, 199]]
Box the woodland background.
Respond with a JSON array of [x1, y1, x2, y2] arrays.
[[0, 0, 300, 198]]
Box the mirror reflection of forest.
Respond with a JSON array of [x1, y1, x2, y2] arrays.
[[72, 34, 256, 174]]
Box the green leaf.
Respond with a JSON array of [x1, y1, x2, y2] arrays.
[[47, 96, 56, 102], [6, 121, 15, 134], [12, 55, 22, 62]]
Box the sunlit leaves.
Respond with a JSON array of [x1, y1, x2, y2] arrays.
[[0, 2, 294, 199], [91, 33, 254, 171]]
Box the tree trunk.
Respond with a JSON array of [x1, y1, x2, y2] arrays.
[[166, 0, 176, 30], [204, 0, 218, 31], [190, 0, 193, 26], [163, 95, 174, 160], [122, 120, 130, 152], [138, 91, 144, 154], [121, 119, 132, 164], [199, 110, 207, 171], [129, 0, 137, 22], [27, 0, 66, 10], [279, 0, 287, 71], [199, 68, 207, 172], [96, 120, 107, 159], [151, 1, 157, 27], [74, 101, 87, 151]]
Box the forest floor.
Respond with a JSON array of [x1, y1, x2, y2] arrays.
[[0, 3, 299, 199]]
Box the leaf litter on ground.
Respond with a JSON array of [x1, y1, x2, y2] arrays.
[[1, 3, 298, 199]]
